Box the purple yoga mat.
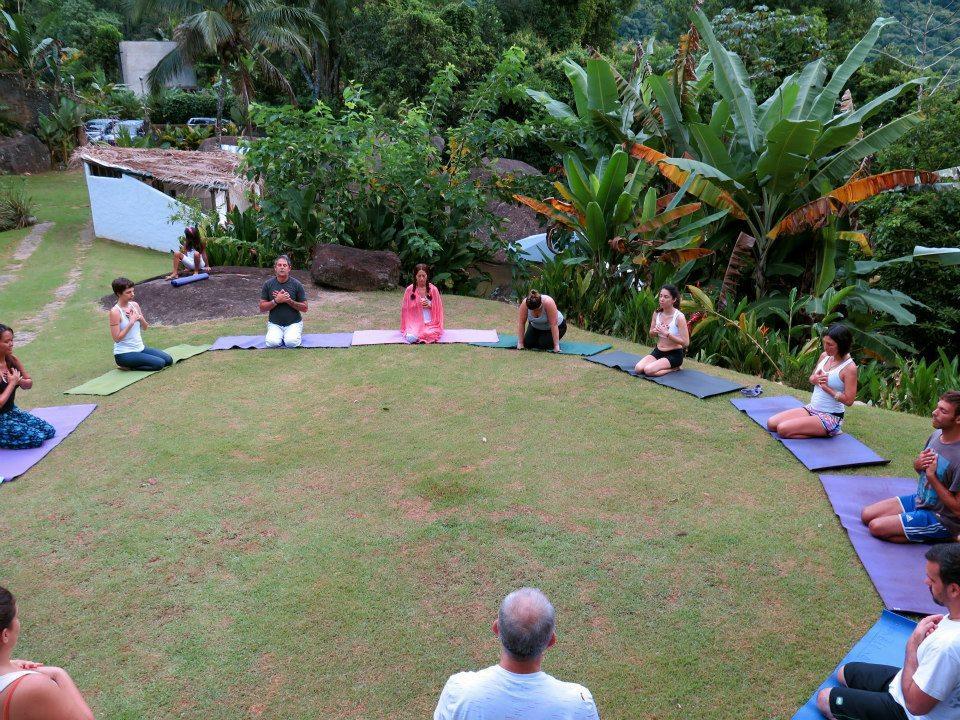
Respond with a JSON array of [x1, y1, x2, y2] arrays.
[[210, 333, 354, 350], [350, 329, 499, 345], [0, 404, 97, 483], [731, 395, 888, 471], [819, 474, 940, 615]]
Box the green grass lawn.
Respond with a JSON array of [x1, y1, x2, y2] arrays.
[[1, 171, 934, 719]]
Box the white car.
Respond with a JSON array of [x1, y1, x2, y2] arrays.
[[84, 118, 115, 142], [186, 117, 217, 127], [102, 119, 145, 144]]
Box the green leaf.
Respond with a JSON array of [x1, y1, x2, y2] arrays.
[[586, 58, 618, 114], [841, 78, 926, 125], [810, 112, 923, 192], [688, 122, 735, 176], [562, 59, 589, 118], [692, 9, 759, 151], [758, 78, 799, 132], [649, 74, 688, 153], [810, 120, 861, 161], [596, 150, 628, 216], [756, 119, 822, 194], [525, 89, 577, 122], [791, 59, 827, 120], [709, 99, 730, 135], [641, 187, 656, 222], [665, 209, 730, 239], [563, 154, 594, 205], [809, 17, 896, 122], [686, 283, 715, 313], [658, 157, 745, 190], [612, 192, 634, 226], [814, 231, 838, 295], [846, 285, 919, 324], [913, 245, 960, 265], [585, 201, 607, 251]]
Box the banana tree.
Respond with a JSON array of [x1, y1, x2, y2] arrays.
[[513, 148, 716, 294], [628, 12, 939, 300]]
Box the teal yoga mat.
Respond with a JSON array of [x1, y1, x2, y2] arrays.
[[65, 344, 210, 396], [470, 334, 611, 356]]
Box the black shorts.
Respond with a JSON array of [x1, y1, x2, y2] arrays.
[[828, 662, 908, 720], [651, 346, 684, 368]]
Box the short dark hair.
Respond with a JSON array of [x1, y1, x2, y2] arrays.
[[0, 323, 11, 338], [111, 277, 134, 296], [274, 254, 291, 267], [941, 391, 960, 416], [0, 586, 14, 631], [526, 290, 542, 310], [498, 588, 555, 661], [926, 543, 960, 587], [825, 323, 853, 357]]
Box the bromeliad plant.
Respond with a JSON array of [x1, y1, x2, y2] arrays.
[[628, 12, 940, 303], [513, 147, 719, 296]]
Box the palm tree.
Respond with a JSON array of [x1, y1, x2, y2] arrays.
[[131, 0, 327, 133]]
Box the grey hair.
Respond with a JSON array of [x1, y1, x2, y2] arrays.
[[498, 587, 556, 661], [274, 254, 291, 267]]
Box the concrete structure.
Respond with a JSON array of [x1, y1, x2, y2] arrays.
[[83, 164, 189, 252], [119, 41, 197, 96]]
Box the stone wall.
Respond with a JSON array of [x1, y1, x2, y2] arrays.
[[0, 74, 53, 132]]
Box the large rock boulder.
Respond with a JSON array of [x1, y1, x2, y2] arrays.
[[0, 74, 53, 132], [0, 133, 51, 174], [310, 243, 401, 291]]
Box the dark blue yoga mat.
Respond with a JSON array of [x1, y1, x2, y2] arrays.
[[585, 351, 744, 398], [792, 610, 915, 720], [470, 334, 612, 356], [170, 272, 209, 286], [731, 396, 888, 471], [820, 474, 940, 616]]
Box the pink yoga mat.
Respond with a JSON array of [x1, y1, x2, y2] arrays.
[[350, 329, 499, 345], [819, 474, 941, 615], [0, 404, 97, 483]]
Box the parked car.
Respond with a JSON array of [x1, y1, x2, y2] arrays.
[[84, 118, 115, 142], [186, 117, 217, 126], [103, 119, 145, 144]]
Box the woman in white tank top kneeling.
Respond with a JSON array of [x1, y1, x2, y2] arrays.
[[0, 586, 94, 720], [634, 285, 689, 377], [767, 324, 858, 439]]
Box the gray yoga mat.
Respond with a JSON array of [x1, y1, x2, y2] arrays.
[[585, 351, 744, 398]]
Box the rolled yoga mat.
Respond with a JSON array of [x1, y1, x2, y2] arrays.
[[791, 610, 915, 720], [350, 329, 499, 345], [0, 404, 97, 483], [819, 474, 941, 616], [170, 272, 209, 286], [210, 333, 354, 350], [470, 333, 612, 356], [585, 350, 745, 398], [730, 395, 889, 471], [65, 344, 211, 396]]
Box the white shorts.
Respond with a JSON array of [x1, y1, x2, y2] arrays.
[[265, 321, 303, 348], [180, 251, 206, 271]]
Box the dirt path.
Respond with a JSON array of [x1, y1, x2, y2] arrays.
[[16, 223, 93, 346], [0, 221, 54, 289]]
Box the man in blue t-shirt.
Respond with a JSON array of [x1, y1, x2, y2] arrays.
[[862, 391, 960, 543], [259, 255, 308, 348]]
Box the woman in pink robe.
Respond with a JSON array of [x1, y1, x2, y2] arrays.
[[401, 263, 445, 343]]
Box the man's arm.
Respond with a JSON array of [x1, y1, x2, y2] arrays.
[[288, 283, 308, 313], [924, 461, 960, 516], [901, 614, 943, 716]]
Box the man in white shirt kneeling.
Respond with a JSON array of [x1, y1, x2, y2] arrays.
[[434, 587, 600, 720], [817, 543, 960, 720]]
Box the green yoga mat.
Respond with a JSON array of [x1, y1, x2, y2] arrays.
[[65, 344, 211, 396], [470, 334, 611, 356]]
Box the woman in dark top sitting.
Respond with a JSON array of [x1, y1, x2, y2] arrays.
[[516, 291, 566, 352], [0, 324, 55, 450]]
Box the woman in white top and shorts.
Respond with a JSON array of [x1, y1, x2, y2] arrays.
[[0, 586, 94, 720], [767, 324, 858, 439]]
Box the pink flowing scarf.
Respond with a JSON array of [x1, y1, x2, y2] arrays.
[[400, 283, 445, 343]]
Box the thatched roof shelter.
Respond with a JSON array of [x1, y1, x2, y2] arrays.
[[72, 145, 248, 192]]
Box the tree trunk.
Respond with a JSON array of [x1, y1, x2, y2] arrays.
[[216, 67, 227, 140]]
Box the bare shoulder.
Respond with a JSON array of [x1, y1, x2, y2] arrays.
[[8, 672, 61, 712]]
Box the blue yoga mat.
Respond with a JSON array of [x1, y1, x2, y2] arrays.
[[171, 272, 209, 286], [470, 334, 612, 356], [731, 395, 888, 471], [792, 610, 915, 720]]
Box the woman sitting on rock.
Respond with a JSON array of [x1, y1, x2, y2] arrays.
[[400, 264, 445, 343], [0, 324, 55, 450]]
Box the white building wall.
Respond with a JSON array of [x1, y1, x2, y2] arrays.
[[120, 41, 197, 96], [84, 164, 189, 253]]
